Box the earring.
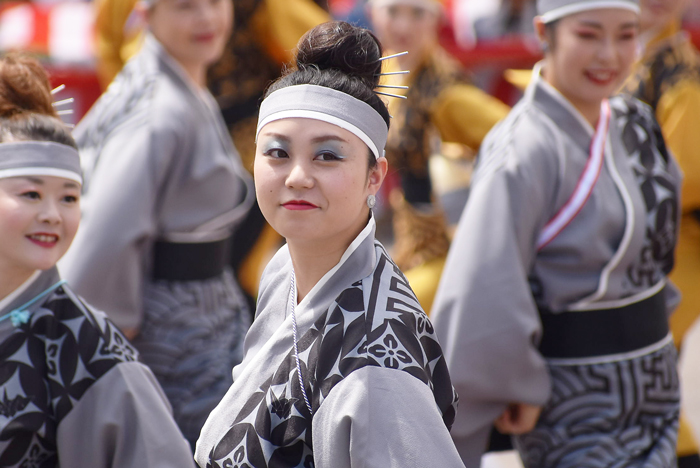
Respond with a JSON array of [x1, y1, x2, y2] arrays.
[[367, 194, 376, 209]]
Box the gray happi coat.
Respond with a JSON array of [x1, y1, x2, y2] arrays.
[[0, 268, 193, 467], [195, 218, 464, 468], [60, 33, 254, 330], [59, 33, 255, 444], [431, 64, 682, 466]]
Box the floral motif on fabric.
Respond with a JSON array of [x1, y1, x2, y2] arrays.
[[0, 287, 138, 467], [207, 244, 458, 468]]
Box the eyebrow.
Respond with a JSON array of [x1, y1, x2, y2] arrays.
[[259, 132, 349, 145], [260, 132, 291, 142], [576, 21, 638, 30], [19, 177, 79, 189], [23, 176, 44, 185], [310, 135, 348, 144]]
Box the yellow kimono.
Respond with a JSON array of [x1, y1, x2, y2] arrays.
[[624, 21, 700, 463]]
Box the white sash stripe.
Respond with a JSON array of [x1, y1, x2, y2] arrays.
[[536, 99, 611, 250]]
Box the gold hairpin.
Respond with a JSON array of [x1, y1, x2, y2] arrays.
[[51, 84, 66, 95]]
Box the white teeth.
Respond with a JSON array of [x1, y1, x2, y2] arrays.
[[29, 234, 58, 243], [589, 71, 614, 81]]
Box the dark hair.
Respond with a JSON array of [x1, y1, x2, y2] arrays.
[[265, 21, 390, 168], [0, 53, 77, 149]]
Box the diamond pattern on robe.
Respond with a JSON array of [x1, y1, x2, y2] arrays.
[[0, 286, 139, 466], [208, 243, 458, 468]]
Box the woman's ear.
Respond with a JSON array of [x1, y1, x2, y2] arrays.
[[534, 16, 547, 44], [368, 157, 389, 195]]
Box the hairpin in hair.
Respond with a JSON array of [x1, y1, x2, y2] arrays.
[[51, 84, 66, 95], [51, 84, 75, 125], [376, 70, 410, 76], [376, 91, 407, 99], [375, 84, 409, 90], [52, 98, 74, 108], [377, 51, 408, 62]]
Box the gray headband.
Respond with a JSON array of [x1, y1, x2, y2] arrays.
[[0, 141, 82, 184], [256, 85, 388, 159], [537, 0, 639, 23]]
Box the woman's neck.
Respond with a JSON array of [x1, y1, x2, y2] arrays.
[[179, 62, 207, 88], [287, 214, 371, 303], [0, 265, 37, 303], [287, 240, 348, 304]]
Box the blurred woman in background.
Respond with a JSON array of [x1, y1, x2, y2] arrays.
[[60, 0, 254, 449]]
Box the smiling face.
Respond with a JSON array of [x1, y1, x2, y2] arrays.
[[537, 9, 639, 121], [369, 2, 439, 70], [147, 0, 232, 71], [0, 176, 80, 280], [255, 118, 387, 252]]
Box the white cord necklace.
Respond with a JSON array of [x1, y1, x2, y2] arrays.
[[289, 270, 314, 415]]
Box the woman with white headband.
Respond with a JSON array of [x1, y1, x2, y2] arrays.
[[0, 54, 193, 467], [195, 21, 464, 468], [431, 0, 682, 466], [59, 0, 254, 448]]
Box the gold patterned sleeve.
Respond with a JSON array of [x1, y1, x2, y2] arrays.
[[251, 0, 331, 64], [429, 83, 510, 153], [656, 79, 700, 213], [94, 0, 142, 89]]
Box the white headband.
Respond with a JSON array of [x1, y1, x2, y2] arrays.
[[538, 0, 640, 23], [0, 141, 82, 185], [257, 85, 389, 160]]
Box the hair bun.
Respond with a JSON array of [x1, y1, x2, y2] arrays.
[[295, 21, 383, 90], [0, 53, 57, 120]]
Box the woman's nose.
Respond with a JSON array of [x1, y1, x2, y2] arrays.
[[285, 161, 314, 189]]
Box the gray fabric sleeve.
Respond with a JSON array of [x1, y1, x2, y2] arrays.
[[60, 119, 177, 330], [312, 367, 465, 468], [430, 126, 557, 466], [56, 361, 193, 468]]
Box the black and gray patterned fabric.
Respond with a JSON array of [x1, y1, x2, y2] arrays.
[[515, 342, 680, 468], [0, 284, 138, 467], [613, 96, 679, 284], [206, 244, 458, 468], [135, 268, 250, 445]]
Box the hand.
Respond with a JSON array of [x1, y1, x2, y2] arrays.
[[494, 402, 542, 435]]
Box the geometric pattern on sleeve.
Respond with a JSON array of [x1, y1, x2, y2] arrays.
[[206, 243, 458, 468], [0, 285, 138, 467], [613, 96, 680, 284]]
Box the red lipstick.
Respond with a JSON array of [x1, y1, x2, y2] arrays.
[[26, 232, 59, 248], [282, 200, 318, 211]]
